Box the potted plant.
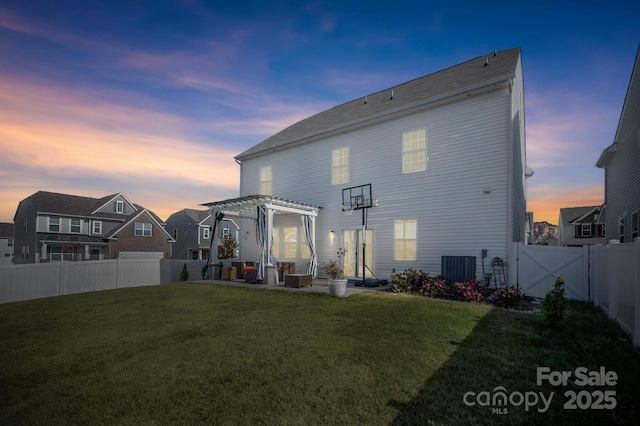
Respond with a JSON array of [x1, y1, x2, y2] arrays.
[[324, 255, 347, 297]]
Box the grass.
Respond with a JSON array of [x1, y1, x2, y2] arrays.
[[0, 283, 638, 425]]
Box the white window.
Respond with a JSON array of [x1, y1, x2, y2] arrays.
[[402, 129, 427, 174], [332, 147, 349, 185], [135, 222, 152, 237], [116, 200, 124, 214], [222, 227, 230, 239], [394, 219, 417, 260], [48, 216, 60, 232], [93, 221, 102, 235], [260, 166, 272, 195], [283, 227, 297, 259], [203, 227, 210, 240], [71, 218, 81, 233], [581, 223, 592, 237]]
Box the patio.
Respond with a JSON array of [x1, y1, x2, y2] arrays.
[[190, 277, 391, 297]]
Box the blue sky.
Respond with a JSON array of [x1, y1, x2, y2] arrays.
[[1, 1, 638, 223]]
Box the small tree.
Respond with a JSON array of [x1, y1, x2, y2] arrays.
[[217, 238, 239, 260], [542, 276, 568, 327], [179, 263, 189, 281]]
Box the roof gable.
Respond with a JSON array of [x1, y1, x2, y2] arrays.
[[91, 193, 138, 215], [560, 206, 601, 224], [108, 209, 175, 241], [237, 48, 521, 160]]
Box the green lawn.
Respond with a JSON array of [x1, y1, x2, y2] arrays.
[[0, 283, 638, 425]]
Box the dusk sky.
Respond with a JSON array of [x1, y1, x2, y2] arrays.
[[1, 1, 639, 224]]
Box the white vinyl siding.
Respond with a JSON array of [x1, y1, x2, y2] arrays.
[[260, 166, 272, 195], [394, 220, 417, 260], [402, 129, 426, 173], [331, 147, 349, 185], [238, 79, 517, 278]]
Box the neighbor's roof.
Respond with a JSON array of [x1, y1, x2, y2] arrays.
[[237, 47, 522, 160], [0, 222, 14, 237], [559, 206, 601, 224], [18, 191, 165, 224]]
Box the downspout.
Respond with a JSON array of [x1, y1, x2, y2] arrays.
[[506, 77, 515, 287]]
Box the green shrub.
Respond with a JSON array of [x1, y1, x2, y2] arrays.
[[542, 276, 568, 327], [179, 264, 189, 282], [390, 269, 450, 299]]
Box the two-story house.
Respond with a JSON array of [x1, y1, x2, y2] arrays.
[[597, 45, 640, 243], [204, 48, 529, 284], [13, 191, 174, 263], [0, 222, 14, 265], [165, 208, 239, 260], [557, 206, 606, 246]]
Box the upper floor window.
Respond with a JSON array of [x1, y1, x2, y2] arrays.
[[581, 223, 592, 237], [332, 147, 349, 185], [70, 218, 81, 233], [260, 166, 272, 195], [222, 227, 230, 240], [7, 239, 13, 247], [135, 222, 152, 237], [173, 229, 178, 240], [632, 212, 639, 240], [116, 200, 124, 214], [394, 219, 417, 260], [93, 221, 102, 235], [203, 227, 210, 240], [402, 129, 427, 174], [48, 216, 60, 232]]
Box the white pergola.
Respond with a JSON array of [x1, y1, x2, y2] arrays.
[[201, 195, 321, 283]]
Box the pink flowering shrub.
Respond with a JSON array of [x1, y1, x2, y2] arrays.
[[454, 279, 487, 302], [391, 269, 450, 299]]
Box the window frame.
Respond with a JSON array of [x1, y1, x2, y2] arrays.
[[134, 222, 152, 237], [93, 221, 102, 235], [331, 147, 350, 185], [581, 223, 592, 237], [260, 166, 272, 195], [203, 227, 210, 240], [116, 200, 124, 214], [70, 218, 81, 233], [48, 216, 60, 232], [402, 129, 427, 174], [394, 219, 417, 261]]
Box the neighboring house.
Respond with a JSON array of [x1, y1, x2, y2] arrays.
[[165, 208, 239, 260], [0, 222, 14, 264], [597, 45, 640, 243], [206, 48, 529, 283], [557, 206, 605, 246], [13, 191, 174, 263]]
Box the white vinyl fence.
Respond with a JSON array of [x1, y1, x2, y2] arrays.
[[0, 259, 207, 304], [590, 241, 640, 347], [514, 240, 640, 347]]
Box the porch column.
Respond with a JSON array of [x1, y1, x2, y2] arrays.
[[41, 243, 47, 263]]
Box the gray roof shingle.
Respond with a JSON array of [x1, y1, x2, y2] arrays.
[[237, 47, 521, 160]]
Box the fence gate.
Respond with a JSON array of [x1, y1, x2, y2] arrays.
[[516, 243, 589, 300]]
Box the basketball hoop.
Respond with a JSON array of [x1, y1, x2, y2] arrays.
[[342, 203, 355, 215]]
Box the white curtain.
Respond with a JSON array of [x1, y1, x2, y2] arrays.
[[301, 215, 317, 277], [255, 206, 266, 281]]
